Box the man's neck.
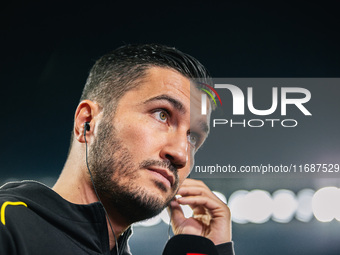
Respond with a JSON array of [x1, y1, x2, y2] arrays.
[[53, 158, 130, 250]]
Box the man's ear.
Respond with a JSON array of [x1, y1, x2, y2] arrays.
[[74, 100, 102, 143]]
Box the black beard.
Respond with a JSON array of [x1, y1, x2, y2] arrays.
[[88, 116, 179, 223]]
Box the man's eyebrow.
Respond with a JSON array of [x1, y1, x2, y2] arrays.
[[194, 119, 210, 138], [143, 95, 186, 113], [199, 120, 210, 135]]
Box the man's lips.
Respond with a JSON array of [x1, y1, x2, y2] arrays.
[[147, 166, 175, 187]]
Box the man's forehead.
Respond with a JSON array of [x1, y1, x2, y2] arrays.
[[189, 83, 212, 135], [189, 83, 205, 104], [143, 67, 190, 89], [130, 67, 192, 105]]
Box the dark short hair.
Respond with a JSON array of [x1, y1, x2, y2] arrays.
[[67, 44, 212, 155], [80, 43, 211, 115]]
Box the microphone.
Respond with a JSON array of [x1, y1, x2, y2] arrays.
[[163, 234, 218, 255]]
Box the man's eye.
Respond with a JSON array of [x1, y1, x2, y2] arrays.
[[154, 110, 168, 123], [187, 133, 198, 146]]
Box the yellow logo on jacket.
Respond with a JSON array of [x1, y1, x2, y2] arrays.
[[1, 201, 27, 225]]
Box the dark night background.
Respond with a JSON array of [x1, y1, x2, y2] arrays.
[[1, 1, 340, 254]]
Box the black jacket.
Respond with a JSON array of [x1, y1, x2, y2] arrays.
[[0, 181, 234, 255]]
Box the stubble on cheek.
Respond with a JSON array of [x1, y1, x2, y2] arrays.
[[87, 116, 182, 221]]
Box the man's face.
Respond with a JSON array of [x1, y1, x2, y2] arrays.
[[89, 67, 211, 223]]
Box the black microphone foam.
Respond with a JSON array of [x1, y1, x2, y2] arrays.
[[163, 234, 218, 255]]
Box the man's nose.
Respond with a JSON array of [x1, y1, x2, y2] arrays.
[[159, 132, 188, 169]]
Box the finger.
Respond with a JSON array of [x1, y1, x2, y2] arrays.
[[192, 204, 207, 216], [177, 195, 229, 218], [179, 179, 215, 196], [169, 200, 186, 226], [177, 186, 224, 204]]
